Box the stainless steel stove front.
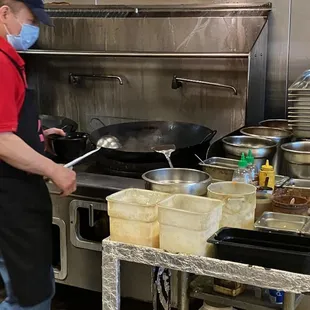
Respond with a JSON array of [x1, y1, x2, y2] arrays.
[[49, 172, 144, 293]]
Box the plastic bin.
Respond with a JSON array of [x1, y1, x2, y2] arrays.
[[107, 188, 170, 247], [158, 194, 223, 256], [207, 182, 256, 229], [208, 227, 310, 274]]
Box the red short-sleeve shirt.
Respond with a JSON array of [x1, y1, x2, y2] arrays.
[[0, 37, 26, 133]]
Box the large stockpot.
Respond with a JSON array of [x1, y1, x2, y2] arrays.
[[281, 141, 310, 178], [240, 126, 292, 175], [222, 136, 277, 171], [142, 168, 212, 196], [207, 182, 256, 229]]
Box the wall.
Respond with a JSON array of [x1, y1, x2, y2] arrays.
[[43, 0, 310, 120]]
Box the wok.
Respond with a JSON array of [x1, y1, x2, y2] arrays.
[[89, 121, 216, 163], [40, 114, 78, 132]]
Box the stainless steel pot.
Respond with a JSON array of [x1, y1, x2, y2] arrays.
[[222, 136, 277, 170], [259, 119, 290, 130], [281, 142, 310, 178], [142, 168, 211, 196], [240, 126, 292, 175], [281, 141, 310, 164]]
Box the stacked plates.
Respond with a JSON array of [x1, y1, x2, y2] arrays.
[[288, 69, 310, 138]]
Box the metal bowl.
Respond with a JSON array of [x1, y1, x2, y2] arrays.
[[142, 168, 211, 196], [240, 126, 292, 143], [222, 136, 277, 158], [259, 119, 289, 130], [281, 141, 310, 164]]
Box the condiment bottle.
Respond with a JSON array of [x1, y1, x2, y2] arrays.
[[246, 150, 258, 186], [232, 153, 250, 184], [259, 160, 275, 189]]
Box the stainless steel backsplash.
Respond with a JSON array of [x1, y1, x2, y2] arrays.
[[24, 8, 266, 137]]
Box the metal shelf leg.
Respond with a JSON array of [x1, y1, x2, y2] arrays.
[[283, 292, 295, 310], [178, 271, 190, 310]]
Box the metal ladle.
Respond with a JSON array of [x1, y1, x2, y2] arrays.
[[152, 144, 176, 168], [64, 135, 121, 168]]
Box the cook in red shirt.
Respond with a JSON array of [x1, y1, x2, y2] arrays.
[[0, 0, 76, 309]]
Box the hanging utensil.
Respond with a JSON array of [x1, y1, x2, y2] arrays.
[[152, 144, 176, 168], [64, 136, 121, 168], [195, 154, 205, 164]]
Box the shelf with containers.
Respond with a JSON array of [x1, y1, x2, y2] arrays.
[[102, 238, 308, 310], [102, 187, 308, 310]]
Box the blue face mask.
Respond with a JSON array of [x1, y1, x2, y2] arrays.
[[6, 23, 40, 51]]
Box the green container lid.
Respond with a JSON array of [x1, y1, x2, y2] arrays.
[[238, 153, 248, 168], [246, 149, 255, 164]]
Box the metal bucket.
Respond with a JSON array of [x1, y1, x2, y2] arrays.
[[222, 135, 277, 172], [240, 126, 292, 175], [281, 141, 310, 178]]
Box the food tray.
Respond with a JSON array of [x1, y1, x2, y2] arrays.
[[275, 175, 290, 187], [254, 211, 309, 234], [208, 227, 310, 274], [284, 178, 310, 197], [199, 157, 238, 181]]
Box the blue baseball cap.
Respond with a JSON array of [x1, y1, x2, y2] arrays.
[[22, 0, 53, 26]]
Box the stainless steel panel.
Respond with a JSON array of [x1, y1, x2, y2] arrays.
[[289, 1, 310, 92], [51, 194, 102, 292], [69, 199, 107, 252], [25, 56, 248, 140], [53, 217, 68, 281]]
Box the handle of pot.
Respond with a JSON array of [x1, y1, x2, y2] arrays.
[[89, 117, 106, 130], [226, 197, 245, 213], [200, 130, 217, 144]]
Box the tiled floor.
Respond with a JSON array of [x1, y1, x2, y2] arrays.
[[0, 284, 153, 310]]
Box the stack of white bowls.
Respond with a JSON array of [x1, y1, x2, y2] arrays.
[[288, 69, 310, 138]]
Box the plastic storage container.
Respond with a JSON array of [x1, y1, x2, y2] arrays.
[[208, 227, 310, 274], [158, 194, 223, 256], [107, 188, 170, 247], [207, 182, 256, 229]]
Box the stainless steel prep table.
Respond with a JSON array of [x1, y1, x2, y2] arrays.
[[102, 238, 309, 310]]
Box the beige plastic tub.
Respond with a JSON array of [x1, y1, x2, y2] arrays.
[[207, 182, 256, 229], [158, 194, 223, 256], [107, 188, 170, 247]]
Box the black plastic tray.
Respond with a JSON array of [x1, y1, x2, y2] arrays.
[[208, 227, 310, 274]]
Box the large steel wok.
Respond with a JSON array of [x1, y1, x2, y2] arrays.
[[89, 121, 216, 164]]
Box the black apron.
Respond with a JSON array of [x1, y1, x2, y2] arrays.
[[0, 49, 53, 306]]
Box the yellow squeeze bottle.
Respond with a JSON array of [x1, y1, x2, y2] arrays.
[[259, 160, 275, 189]]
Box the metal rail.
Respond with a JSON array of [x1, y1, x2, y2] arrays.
[[20, 50, 249, 58]]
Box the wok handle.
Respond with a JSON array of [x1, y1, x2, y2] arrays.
[[200, 130, 217, 144], [90, 117, 106, 130]]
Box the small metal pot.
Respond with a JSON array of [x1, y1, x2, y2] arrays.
[[142, 168, 211, 196], [222, 136, 277, 170]]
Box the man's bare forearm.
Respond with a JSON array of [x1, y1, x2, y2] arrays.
[[0, 132, 58, 178]]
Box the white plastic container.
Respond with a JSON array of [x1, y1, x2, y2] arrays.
[[207, 182, 256, 229], [158, 194, 223, 256], [107, 188, 170, 247]]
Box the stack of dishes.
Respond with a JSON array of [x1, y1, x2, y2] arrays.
[[288, 69, 310, 138]]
